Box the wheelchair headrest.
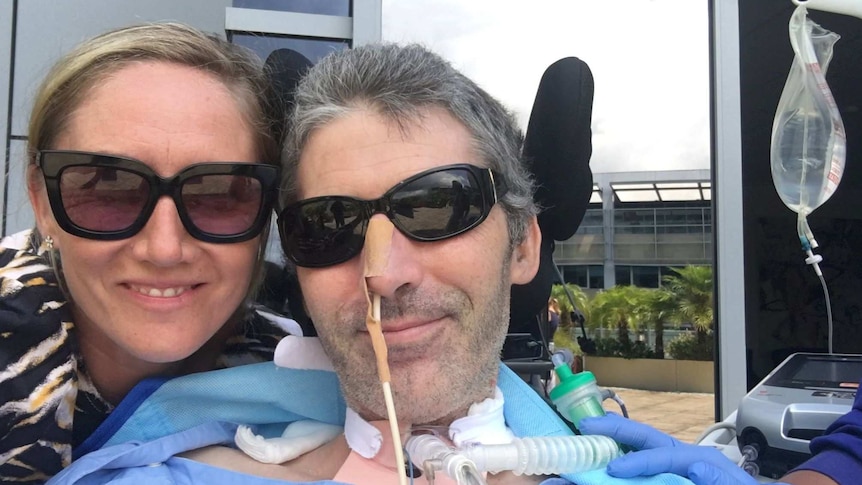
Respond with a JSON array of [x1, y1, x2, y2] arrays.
[[509, 57, 595, 331], [523, 57, 595, 242], [263, 48, 313, 145]]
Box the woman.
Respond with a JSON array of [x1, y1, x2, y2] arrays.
[[548, 297, 561, 337], [0, 22, 288, 483]]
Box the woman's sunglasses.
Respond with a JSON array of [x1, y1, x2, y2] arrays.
[[37, 150, 280, 243], [277, 163, 508, 268]]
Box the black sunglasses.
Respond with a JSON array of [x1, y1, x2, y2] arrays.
[[37, 150, 280, 243], [277, 163, 508, 268]]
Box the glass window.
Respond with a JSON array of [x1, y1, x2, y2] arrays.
[[615, 265, 632, 286], [616, 208, 655, 227], [575, 208, 604, 236], [562, 265, 588, 288], [234, 0, 350, 16], [665, 225, 697, 235], [654, 208, 677, 226], [588, 265, 605, 289], [580, 208, 604, 227], [579, 226, 603, 235], [617, 225, 656, 235], [632, 266, 660, 288], [661, 266, 684, 280], [687, 209, 707, 224], [655, 207, 707, 226], [231, 33, 349, 64], [561, 265, 606, 289], [614, 240, 658, 260]]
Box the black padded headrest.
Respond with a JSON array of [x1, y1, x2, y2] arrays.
[[263, 48, 313, 145], [523, 57, 595, 241], [509, 57, 595, 332], [261, 48, 315, 332]]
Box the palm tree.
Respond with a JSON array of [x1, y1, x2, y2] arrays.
[[636, 288, 676, 359], [662, 265, 714, 347], [550, 283, 589, 331], [589, 285, 647, 346]]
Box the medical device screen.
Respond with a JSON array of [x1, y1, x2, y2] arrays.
[[765, 354, 862, 389]]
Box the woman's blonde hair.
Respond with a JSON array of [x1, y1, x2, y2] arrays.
[[27, 21, 279, 314]]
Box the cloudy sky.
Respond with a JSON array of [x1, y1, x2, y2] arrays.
[[381, 0, 711, 174]]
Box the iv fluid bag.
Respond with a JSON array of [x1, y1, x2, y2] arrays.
[[771, 6, 846, 217]]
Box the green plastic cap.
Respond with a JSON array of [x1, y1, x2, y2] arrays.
[[549, 368, 597, 401]]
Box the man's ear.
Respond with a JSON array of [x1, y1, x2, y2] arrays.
[[509, 216, 541, 285]]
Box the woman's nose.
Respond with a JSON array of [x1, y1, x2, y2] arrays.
[[130, 197, 191, 266]]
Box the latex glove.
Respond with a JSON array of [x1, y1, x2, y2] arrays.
[[579, 413, 784, 485]]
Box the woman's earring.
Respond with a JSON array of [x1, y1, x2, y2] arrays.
[[41, 235, 69, 296], [41, 235, 54, 252]]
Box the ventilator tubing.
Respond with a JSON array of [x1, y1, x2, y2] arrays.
[[406, 433, 622, 481]]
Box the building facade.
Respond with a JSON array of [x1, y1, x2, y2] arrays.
[[554, 169, 712, 292]]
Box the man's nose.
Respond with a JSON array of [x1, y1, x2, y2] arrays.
[[363, 215, 423, 298]]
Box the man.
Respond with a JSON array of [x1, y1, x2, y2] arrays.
[[261, 40, 549, 483], [47, 43, 694, 485], [277, 41, 542, 434]]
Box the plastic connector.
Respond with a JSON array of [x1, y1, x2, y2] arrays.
[[740, 444, 758, 461], [742, 461, 760, 477], [804, 253, 823, 265]]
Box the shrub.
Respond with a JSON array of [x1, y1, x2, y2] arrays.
[[552, 328, 581, 356], [666, 332, 714, 361], [594, 336, 658, 359]]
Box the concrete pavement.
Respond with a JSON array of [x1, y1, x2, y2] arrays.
[[604, 388, 717, 444]]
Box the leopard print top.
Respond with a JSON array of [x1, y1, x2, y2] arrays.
[[0, 230, 287, 484]]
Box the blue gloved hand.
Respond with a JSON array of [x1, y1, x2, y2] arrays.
[[579, 413, 778, 485]]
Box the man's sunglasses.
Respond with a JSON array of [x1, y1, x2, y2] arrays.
[[277, 163, 508, 268], [37, 150, 280, 243]]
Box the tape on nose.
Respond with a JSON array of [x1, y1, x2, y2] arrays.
[[364, 216, 394, 277]]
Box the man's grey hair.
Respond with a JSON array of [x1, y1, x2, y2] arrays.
[[281, 43, 538, 244]]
